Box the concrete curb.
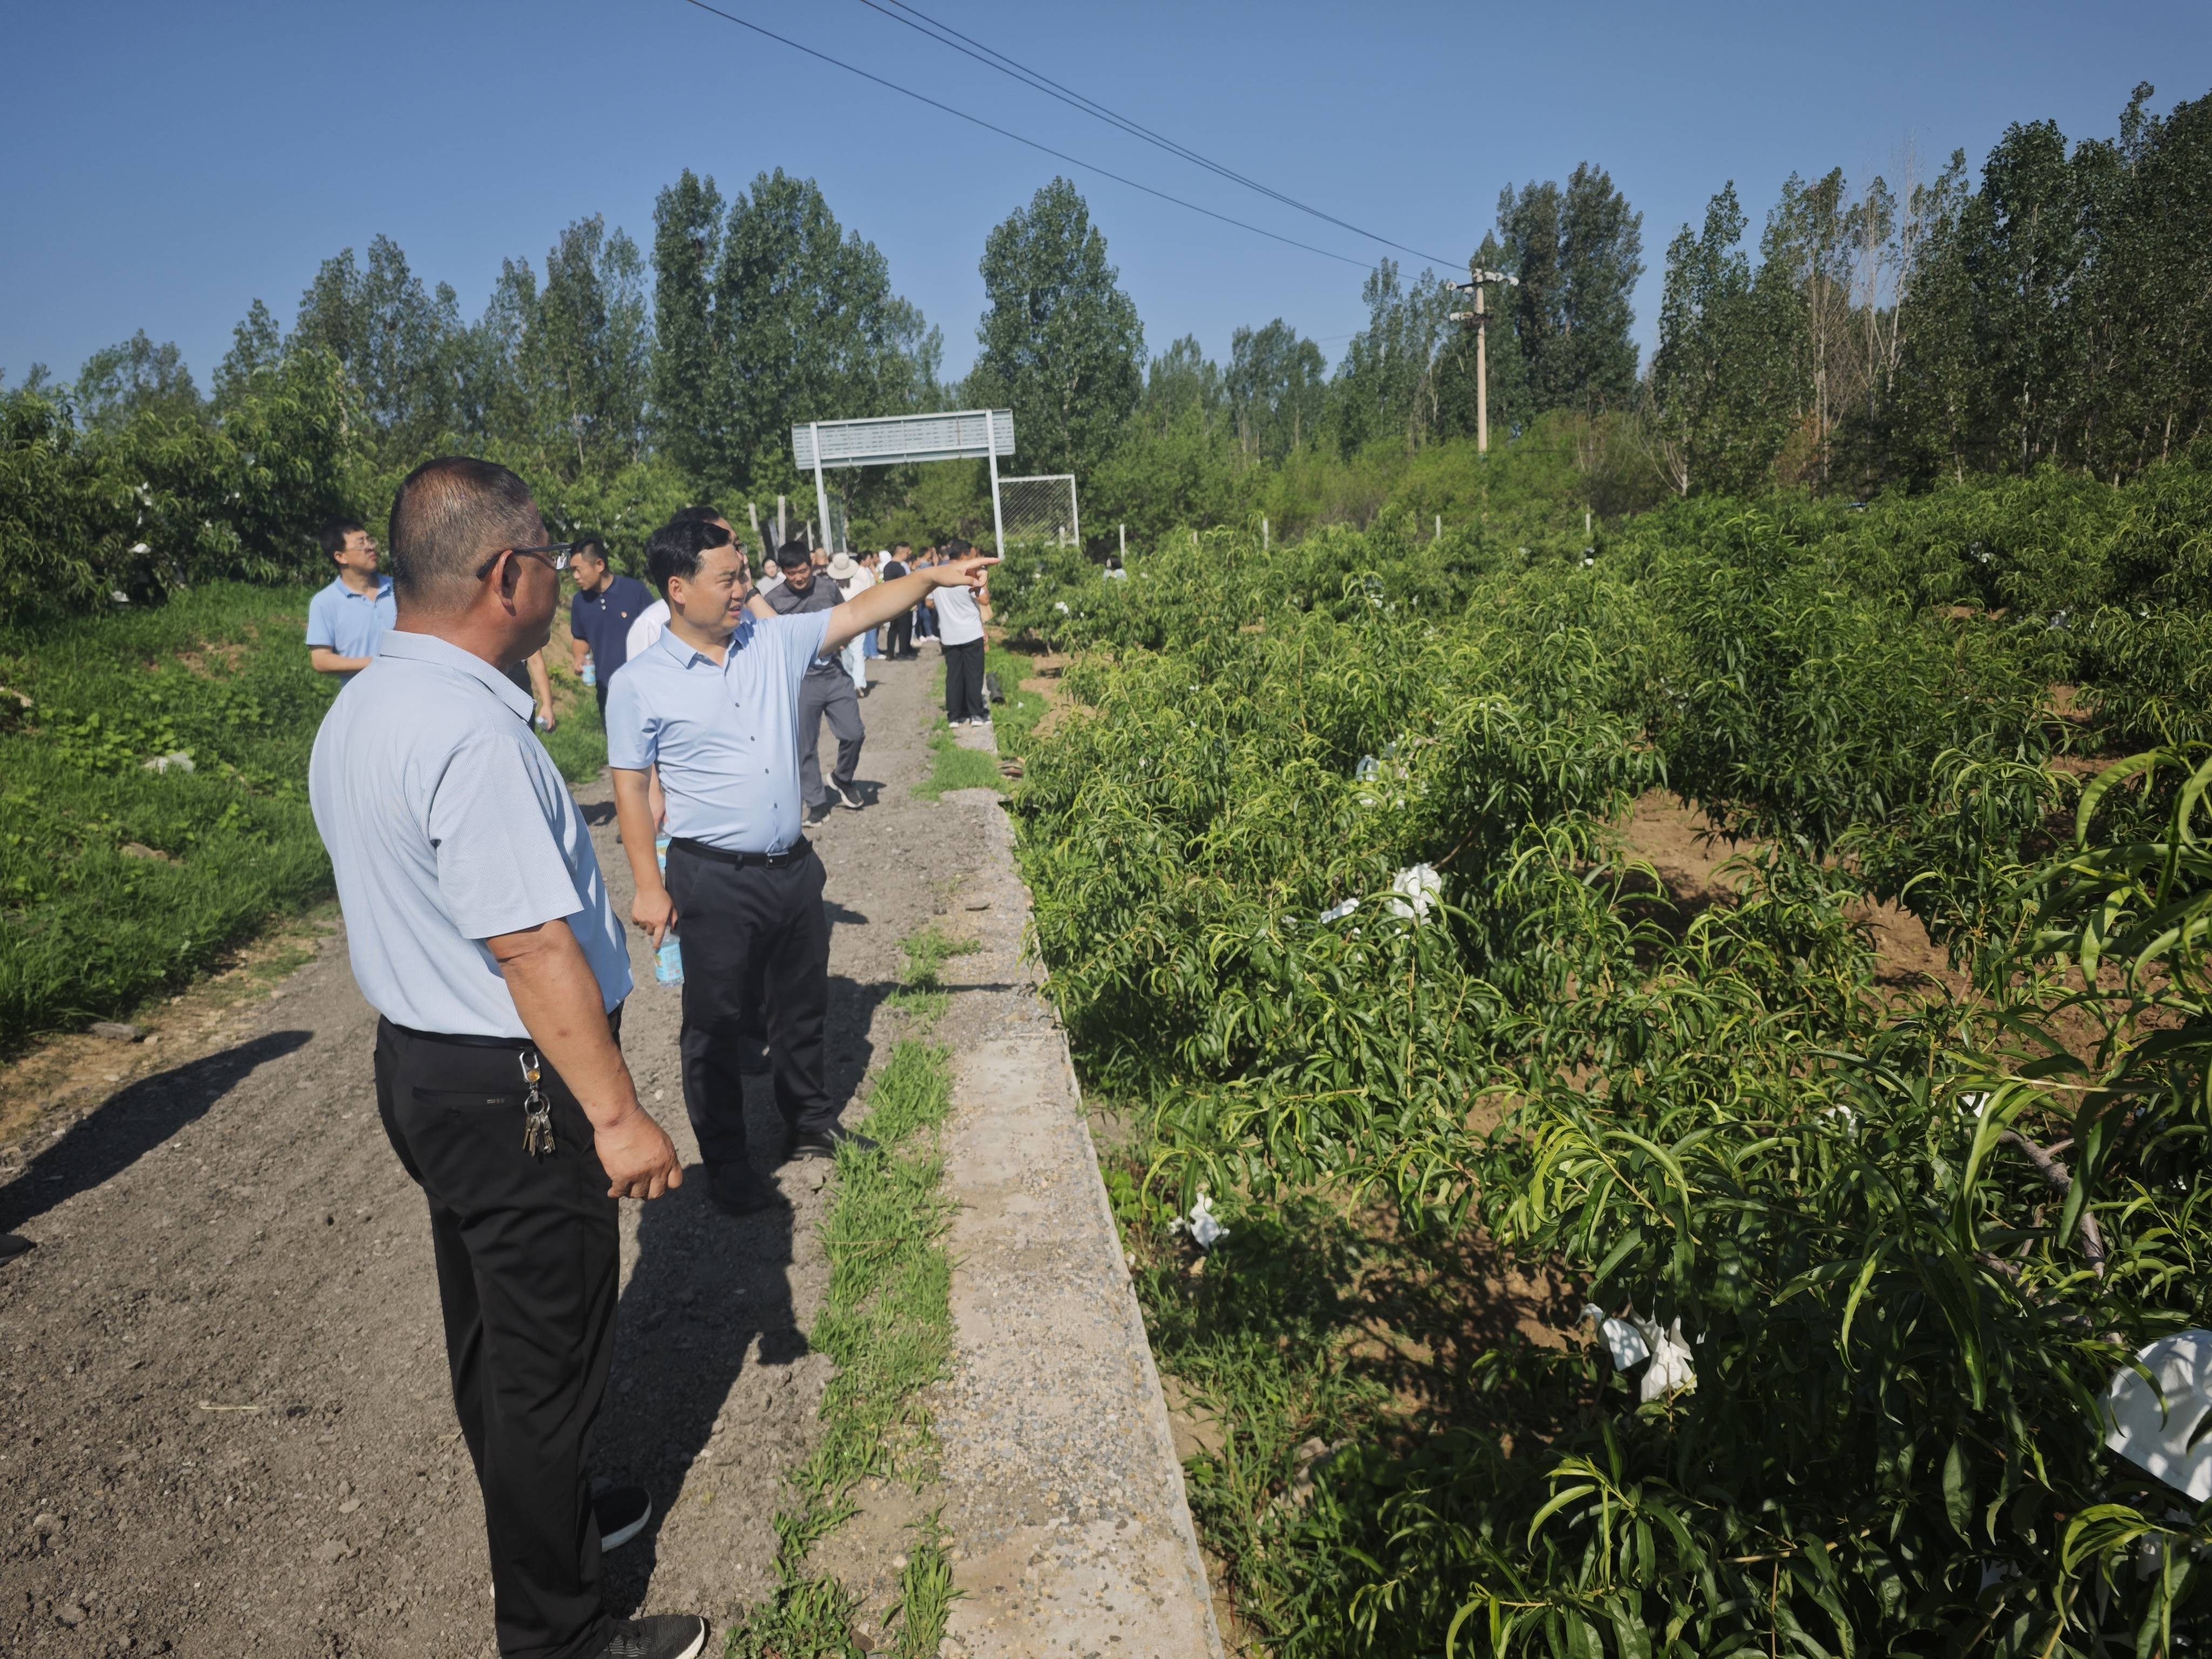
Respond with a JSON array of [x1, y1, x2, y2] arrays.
[[930, 793, 1225, 1658]]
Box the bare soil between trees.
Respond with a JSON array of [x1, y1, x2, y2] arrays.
[[0, 651, 1000, 1658]]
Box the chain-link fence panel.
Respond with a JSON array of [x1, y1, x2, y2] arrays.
[[997, 474, 1080, 549]]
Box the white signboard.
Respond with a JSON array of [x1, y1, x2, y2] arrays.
[[792, 410, 1014, 470], [791, 409, 1016, 554]]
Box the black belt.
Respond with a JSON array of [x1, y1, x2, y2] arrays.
[[384, 1002, 624, 1049], [667, 835, 812, 868]]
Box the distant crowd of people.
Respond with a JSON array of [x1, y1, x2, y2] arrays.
[[302, 474, 997, 1659], [306, 517, 1000, 764]]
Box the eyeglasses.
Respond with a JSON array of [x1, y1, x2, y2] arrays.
[[475, 542, 582, 579]]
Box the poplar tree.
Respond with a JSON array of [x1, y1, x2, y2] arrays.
[[1498, 164, 1643, 416], [969, 178, 1143, 481], [649, 169, 725, 483], [1226, 320, 1327, 461]]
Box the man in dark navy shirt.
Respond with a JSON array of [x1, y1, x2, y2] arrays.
[[566, 536, 652, 714]]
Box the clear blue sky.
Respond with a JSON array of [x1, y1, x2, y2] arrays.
[[5, 0, 2207, 395]]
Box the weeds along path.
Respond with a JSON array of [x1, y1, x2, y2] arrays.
[[0, 646, 1002, 1656]]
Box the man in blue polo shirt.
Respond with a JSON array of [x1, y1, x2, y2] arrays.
[[606, 516, 994, 1215], [304, 516, 396, 678], [309, 459, 704, 1659], [564, 535, 651, 717]]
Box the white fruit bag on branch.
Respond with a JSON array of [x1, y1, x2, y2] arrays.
[[2104, 1328, 2212, 1500]]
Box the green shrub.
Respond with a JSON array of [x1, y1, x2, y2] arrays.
[[1014, 510, 2212, 1653]]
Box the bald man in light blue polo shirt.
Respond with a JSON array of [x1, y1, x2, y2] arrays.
[[308, 457, 706, 1659]]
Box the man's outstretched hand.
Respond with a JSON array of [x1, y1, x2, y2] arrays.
[[929, 554, 997, 592]]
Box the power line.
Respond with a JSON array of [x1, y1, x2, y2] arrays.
[[672, 0, 1377, 269], [857, 0, 1463, 269]]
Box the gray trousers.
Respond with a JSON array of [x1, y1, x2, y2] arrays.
[[798, 671, 864, 809]]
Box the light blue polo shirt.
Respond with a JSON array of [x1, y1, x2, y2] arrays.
[[308, 630, 633, 1039], [604, 612, 833, 855], [305, 574, 397, 670]]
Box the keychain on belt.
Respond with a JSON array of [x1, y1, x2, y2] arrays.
[[520, 1049, 555, 1158]]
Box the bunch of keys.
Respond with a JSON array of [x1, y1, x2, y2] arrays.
[[519, 1049, 556, 1159]]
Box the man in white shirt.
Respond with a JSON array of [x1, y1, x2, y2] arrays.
[[828, 551, 873, 694], [929, 537, 994, 725]]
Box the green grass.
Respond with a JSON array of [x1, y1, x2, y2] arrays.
[[535, 638, 606, 784], [725, 926, 965, 1659], [0, 582, 335, 1051], [0, 582, 603, 1053], [912, 646, 1048, 799], [885, 925, 981, 1025]]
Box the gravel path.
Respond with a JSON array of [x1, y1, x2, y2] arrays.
[[0, 647, 995, 1658]]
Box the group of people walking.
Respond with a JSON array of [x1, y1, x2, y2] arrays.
[[306, 458, 994, 1659]]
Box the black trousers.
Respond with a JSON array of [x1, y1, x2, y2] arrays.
[[885, 610, 914, 658], [592, 679, 609, 719], [944, 638, 987, 722], [797, 672, 864, 811], [374, 1017, 621, 1659], [663, 840, 836, 1165]]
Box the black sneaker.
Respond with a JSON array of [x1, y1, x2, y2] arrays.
[[594, 1485, 651, 1551], [597, 1614, 707, 1659], [834, 781, 865, 811], [784, 1124, 880, 1162], [805, 802, 834, 825], [705, 1161, 788, 1216]]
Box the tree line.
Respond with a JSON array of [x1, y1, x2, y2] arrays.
[[3, 80, 2206, 616]]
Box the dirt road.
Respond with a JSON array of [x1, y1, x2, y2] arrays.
[[1, 648, 996, 1657]]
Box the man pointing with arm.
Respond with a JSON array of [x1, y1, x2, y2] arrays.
[[309, 458, 703, 1659], [606, 520, 994, 1215]]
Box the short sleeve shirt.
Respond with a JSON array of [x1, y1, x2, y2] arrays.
[[305, 575, 397, 672], [569, 574, 653, 679], [622, 599, 670, 671], [308, 631, 633, 1038], [934, 581, 985, 646], [603, 614, 834, 855], [761, 577, 845, 677]]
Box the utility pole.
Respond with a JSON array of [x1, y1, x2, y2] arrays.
[[1451, 264, 1519, 455]]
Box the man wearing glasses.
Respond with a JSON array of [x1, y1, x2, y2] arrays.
[[304, 516, 395, 679], [309, 458, 707, 1659]]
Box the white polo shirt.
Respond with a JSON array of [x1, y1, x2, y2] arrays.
[[308, 630, 632, 1038]]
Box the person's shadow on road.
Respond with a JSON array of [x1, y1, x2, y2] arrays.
[[595, 966, 895, 1611], [0, 1029, 312, 1238], [598, 1134, 801, 1615]]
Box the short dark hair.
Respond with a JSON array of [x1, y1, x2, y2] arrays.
[[774, 538, 812, 568], [319, 516, 365, 558], [672, 504, 724, 524], [648, 517, 733, 601], [893, 542, 912, 555], [386, 459, 539, 610], [571, 534, 609, 566], [943, 538, 973, 558]]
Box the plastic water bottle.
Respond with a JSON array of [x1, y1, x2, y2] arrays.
[[651, 836, 680, 982], [581, 658, 596, 689]]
